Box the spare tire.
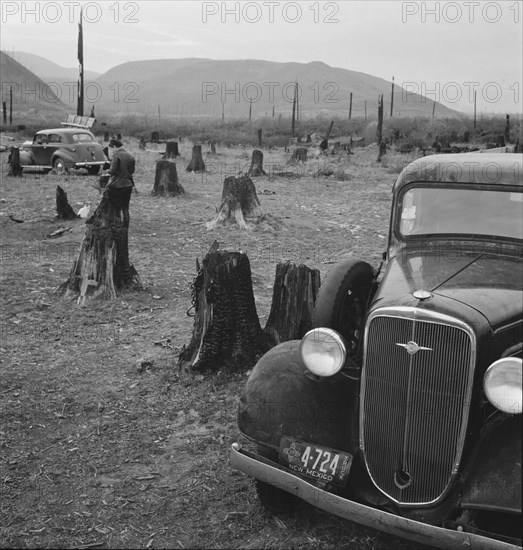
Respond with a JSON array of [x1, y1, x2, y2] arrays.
[[312, 257, 374, 361]]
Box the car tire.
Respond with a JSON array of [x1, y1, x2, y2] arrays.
[[312, 257, 374, 360], [254, 447, 303, 514], [87, 165, 101, 175], [53, 158, 69, 175]]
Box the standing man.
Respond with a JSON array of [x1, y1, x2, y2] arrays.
[[104, 137, 135, 229]]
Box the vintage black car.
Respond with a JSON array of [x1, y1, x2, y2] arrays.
[[19, 128, 107, 175], [231, 153, 522, 549]]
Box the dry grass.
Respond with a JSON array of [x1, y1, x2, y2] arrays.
[[0, 138, 429, 549]]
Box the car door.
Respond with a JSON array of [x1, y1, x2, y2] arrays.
[[30, 133, 52, 166]]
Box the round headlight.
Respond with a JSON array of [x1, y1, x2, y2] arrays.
[[483, 357, 522, 414], [300, 328, 346, 377]]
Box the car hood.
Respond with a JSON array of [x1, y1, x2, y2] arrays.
[[376, 251, 522, 330]]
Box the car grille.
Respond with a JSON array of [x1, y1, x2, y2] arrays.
[[361, 312, 474, 505]]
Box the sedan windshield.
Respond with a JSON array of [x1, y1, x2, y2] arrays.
[[399, 187, 523, 240]]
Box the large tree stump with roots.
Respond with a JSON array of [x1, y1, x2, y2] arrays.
[[152, 160, 185, 196], [165, 141, 179, 158], [186, 145, 205, 172], [206, 175, 264, 230], [178, 246, 269, 373], [56, 185, 78, 220], [291, 147, 308, 162], [263, 262, 321, 346], [59, 194, 142, 305], [247, 149, 266, 176]]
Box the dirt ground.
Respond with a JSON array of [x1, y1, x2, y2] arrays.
[[0, 138, 430, 549]]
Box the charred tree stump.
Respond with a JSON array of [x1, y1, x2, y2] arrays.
[[166, 141, 179, 158], [291, 147, 308, 162], [59, 194, 142, 305], [264, 262, 321, 346], [8, 146, 22, 177], [152, 160, 185, 196], [247, 149, 266, 176], [186, 145, 205, 172], [56, 185, 78, 220], [207, 175, 264, 230], [178, 247, 269, 372]]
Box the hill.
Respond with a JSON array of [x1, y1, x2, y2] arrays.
[[92, 58, 462, 119], [0, 51, 68, 119]]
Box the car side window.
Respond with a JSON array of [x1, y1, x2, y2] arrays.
[[34, 134, 47, 144], [48, 134, 62, 143]]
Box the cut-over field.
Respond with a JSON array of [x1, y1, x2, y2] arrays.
[[0, 138, 432, 549]]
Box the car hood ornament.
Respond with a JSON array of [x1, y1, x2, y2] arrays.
[[396, 341, 433, 355], [413, 290, 432, 300]]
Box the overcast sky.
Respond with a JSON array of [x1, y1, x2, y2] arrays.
[[1, 0, 522, 114]]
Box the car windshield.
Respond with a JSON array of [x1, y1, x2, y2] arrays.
[[72, 133, 94, 142], [399, 187, 523, 240]]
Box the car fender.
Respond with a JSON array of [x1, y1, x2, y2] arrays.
[[461, 415, 522, 514], [238, 340, 359, 453], [51, 150, 75, 165], [18, 149, 34, 165]]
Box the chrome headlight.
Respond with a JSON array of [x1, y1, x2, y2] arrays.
[[300, 328, 346, 377], [483, 357, 522, 414]]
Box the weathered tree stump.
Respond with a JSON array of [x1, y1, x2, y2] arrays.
[[306, 134, 312, 143], [264, 262, 321, 346], [178, 246, 269, 372], [206, 175, 264, 230], [210, 142, 217, 154], [8, 146, 23, 177], [152, 160, 185, 196], [291, 147, 308, 162], [56, 185, 78, 220], [139, 137, 146, 150], [151, 131, 159, 143], [247, 149, 266, 176], [59, 194, 142, 305], [186, 145, 205, 172], [165, 141, 179, 158]]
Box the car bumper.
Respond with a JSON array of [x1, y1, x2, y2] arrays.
[[74, 161, 106, 167], [230, 443, 521, 550]]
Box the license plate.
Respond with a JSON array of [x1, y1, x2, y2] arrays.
[[279, 436, 353, 486]]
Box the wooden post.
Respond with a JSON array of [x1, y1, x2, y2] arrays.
[[390, 76, 394, 117], [257, 128, 262, 147], [473, 91, 477, 129], [56, 186, 79, 220], [8, 146, 23, 177], [349, 92, 353, 120], [291, 83, 297, 138], [152, 160, 185, 196], [264, 263, 321, 345], [165, 141, 179, 158], [505, 114, 510, 144]]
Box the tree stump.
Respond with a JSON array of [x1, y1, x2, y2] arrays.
[[59, 194, 142, 305], [56, 185, 78, 220], [152, 160, 185, 196], [151, 131, 159, 143], [291, 147, 308, 162], [139, 137, 146, 150], [247, 149, 266, 176], [377, 141, 387, 162], [186, 145, 205, 172], [264, 262, 321, 346], [206, 175, 264, 230], [165, 141, 179, 158], [8, 147, 22, 177], [103, 131, 110, 141], [210, 142, 217, 154], [178, 247, 269, 372], [257, 128, 263, 147]]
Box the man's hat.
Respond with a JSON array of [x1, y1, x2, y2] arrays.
[[109, 137, 122, 148]]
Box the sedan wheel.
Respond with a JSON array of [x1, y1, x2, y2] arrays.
[[53, 158, 68, 175]]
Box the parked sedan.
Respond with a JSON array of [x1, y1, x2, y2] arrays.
[[232, 153, 523, 549], [19, 128, 108, 175]]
